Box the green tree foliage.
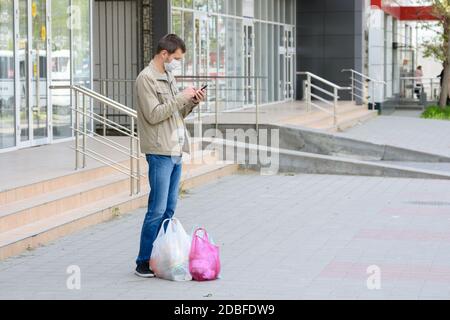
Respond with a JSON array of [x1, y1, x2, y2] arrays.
[[420, 0, 450, 107]]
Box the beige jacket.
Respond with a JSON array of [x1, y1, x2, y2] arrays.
[[135, 60, 198, 156]]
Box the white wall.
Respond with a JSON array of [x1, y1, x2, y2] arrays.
[[384, 15, 393, 98], [368, 7, 385, 103]]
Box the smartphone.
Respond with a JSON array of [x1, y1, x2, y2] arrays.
[[200, 83, 208, 91]]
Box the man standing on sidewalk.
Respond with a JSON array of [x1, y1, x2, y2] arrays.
[[134, 34, 206, 278]]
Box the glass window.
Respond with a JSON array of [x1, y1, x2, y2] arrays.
[[217, 16, 226, 106], [72, 0, 92, 133], [267, 0, 273, 22], [225, 17, 235, 109], [195, 0, 207, 12], [274, 0, 279, 23], [227, 0, 235, 16], [218, 0, 226, 13], [51, 0, 72, 140], [172, 10, 182, 37], [170, 0, 296, 109], [172, 10, 183, 77], [260, 23, 269, 104], [0, 0, 15, 149], [235, 19, 244, 106], [209, 0, 218, 13], [72, 0, 91, 88], [208, 15, 218, 77], [172, 0, 182, 8], [268, 23, 274, 103], [183, 11, 194, 76], [18, 0, 28, 143], [235, 0, 242, 17], [31, 0, 48, 141]]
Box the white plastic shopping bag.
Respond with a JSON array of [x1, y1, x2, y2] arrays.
[[149, 218, 192, 281]]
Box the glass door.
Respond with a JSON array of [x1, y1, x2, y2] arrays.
[[17, 0, 30, 146], [30, 0, 48, 144], [16, 0, 49, 148], [284, 25, 294, 100], [243, 20, 254, 106], [0, 0, 15, 150]]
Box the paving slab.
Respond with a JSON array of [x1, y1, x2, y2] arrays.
[[1, 173, 450, 300], [339, 116, 450, 158]]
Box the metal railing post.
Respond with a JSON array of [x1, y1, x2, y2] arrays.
[[130, 117, 135, 196], [215, 77, 218, 134], [372, 84, 375, 111], [333, 87, 338, 127], [74, 90, 79, 170], [136, 134, 141, 195], [197, 79, 202, 140], [255, 78, 259, 135], [430, 78, 433, 100], [351, 72, 354, 102], [83, 93, 87, 168], [102, 80, 107, 136], [341, 69, 386, 110], [306, 73, 311, 112]]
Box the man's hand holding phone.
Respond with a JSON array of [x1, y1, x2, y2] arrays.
[[192, 84, 207, 104]]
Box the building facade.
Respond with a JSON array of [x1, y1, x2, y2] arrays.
[[168, 0, 297, 109], [0, 0, 437, 153], [366, 0, 419, 106]]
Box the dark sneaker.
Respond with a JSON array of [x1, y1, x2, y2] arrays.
[[135, 263, 155, 278]]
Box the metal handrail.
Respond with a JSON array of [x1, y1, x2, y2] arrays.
[[400, 76, 439, 81], [341, 69, 386, 109], [342, 69, 386, 84], [399, 76, 441, 101], [95, 75, 266, 136], [298, 71, 350, 90], [297, 71, 351, 126], [50, 84, 142, 196]]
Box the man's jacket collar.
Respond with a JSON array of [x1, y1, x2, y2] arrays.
[[149, 60, 173, 82]]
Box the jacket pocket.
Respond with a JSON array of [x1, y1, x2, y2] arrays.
[[156, 88, 170, 104]]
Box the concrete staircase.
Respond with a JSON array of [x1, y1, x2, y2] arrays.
[[0, 141, 238, 260], [279, 103, 378, 132], [381, 97, 426, 114]]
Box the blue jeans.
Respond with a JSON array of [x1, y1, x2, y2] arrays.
[[136, 154, 183, 266]]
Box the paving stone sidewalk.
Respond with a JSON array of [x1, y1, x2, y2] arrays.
[[1, 173, 450, 300], [339, 116, 450, 158]]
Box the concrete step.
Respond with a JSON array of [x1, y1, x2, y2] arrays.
[[304, 109, 378, 131], [333, 110, 378, 132], [262, 123, 450, 163], [283, 103, 364, 127], [392, 105, 424, 110], [0, 141, 206, 207], [0, 173, 142, 233], [0, 161, 239, 260], [0, 148, 219, 234], [205, 137, 450, 181]]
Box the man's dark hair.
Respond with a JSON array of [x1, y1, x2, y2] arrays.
[[156, 34, 186, 55]]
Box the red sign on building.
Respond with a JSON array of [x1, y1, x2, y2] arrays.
[[371, 0, 439, 21]]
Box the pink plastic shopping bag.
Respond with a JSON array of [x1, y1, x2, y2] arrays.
[[189, 227, 221, 281]]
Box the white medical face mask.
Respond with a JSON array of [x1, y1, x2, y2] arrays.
[[164, 58, 182, 72]]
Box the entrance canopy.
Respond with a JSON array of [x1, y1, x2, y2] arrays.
[[371, 0, 440, 21]]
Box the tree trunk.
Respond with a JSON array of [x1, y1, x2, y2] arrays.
[[439, 22, 450, 108]]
